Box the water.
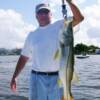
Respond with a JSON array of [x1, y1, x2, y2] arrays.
[[0, 55, 100, 100], [0, 56, 29, 100]]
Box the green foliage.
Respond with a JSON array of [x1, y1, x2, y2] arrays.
[[74, 43, 100, 54], [0, 48, 22, 55]]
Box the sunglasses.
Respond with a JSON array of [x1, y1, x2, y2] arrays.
[[37, 9, 50, 14]]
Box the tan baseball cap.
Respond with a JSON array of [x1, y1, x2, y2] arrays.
[[36, 3, 50, 13]]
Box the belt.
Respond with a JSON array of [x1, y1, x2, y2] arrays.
[[31, 70, 58, 76]]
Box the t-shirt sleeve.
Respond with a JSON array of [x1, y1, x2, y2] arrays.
[[21, 35, 33, 58], [73, 24, 80, 33]]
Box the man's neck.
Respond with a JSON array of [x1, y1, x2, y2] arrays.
[[39, 21, 51, 27]]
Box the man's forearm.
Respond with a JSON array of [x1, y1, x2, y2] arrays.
[[68, 2, 84, 20], [67, 1, 84, 26], [12, 55, 29, 79]]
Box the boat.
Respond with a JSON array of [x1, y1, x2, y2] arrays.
[[76, 54, 89, 59]]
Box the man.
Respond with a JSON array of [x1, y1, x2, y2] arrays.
[[10, 1, 84, 100]]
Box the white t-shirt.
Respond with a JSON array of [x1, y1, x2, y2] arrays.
[[21, 18, 73, 72]]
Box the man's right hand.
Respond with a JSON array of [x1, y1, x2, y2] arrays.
[[10, 78, 17, 92]]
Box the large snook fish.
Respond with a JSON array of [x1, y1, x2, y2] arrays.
[[54, 19, 74, 100]]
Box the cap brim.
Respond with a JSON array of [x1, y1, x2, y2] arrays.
[[36, 7, 50, 13]]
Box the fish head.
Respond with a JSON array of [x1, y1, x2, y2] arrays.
[[59, 22, 73, 46]]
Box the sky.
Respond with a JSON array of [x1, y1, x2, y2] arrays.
[[0, 0, 100, 49]]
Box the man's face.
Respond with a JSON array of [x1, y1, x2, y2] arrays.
[[36, 9, 52, 26]]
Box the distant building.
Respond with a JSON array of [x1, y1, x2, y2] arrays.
[[95, 49, 100, 54]]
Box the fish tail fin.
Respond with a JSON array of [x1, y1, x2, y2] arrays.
[[53, 49, 61, 60], [72, 71, 80, 83], [62, 95, 74, 100], [70, 96, 74, 100], [62, 96, 65, 100]]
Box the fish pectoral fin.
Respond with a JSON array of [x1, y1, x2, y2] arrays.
[[57, 79, 63, 87], [72, 71, 80, 83], [53, 49, 61, 60], [62, 95, 74, 100]]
